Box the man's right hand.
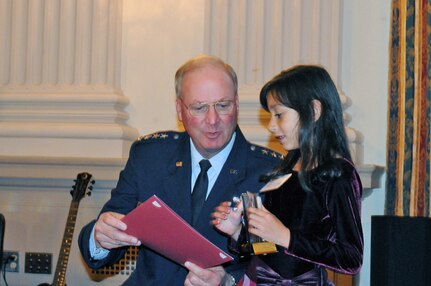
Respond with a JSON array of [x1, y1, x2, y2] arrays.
[[94, 212, 141, 249]]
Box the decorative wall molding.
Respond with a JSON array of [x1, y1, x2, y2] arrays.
[[0, 0, 137, 158], [0, 0, 123, 87], [0, 155, 124, 205], [0, 87, 138, 157]]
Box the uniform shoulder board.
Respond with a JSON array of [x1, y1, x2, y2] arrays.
[[136, 130, 182, 143], [249, 144, 284, 160]]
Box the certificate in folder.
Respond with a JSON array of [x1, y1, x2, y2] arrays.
[[121, 195, 233, 268]]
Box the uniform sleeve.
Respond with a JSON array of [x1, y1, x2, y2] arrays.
[[78, 142, 142, 269], [100, 141, 142, 215], [89, 226, 110, 259], [78, 220, 128, 269], [286, 168, 363, 274]]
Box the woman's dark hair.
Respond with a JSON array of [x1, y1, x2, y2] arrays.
[[260, 65, 352, 190]]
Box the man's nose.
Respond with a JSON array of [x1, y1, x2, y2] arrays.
[[205, 105, 220, 124]]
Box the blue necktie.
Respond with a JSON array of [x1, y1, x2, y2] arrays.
[[192, 159, 211, 225]]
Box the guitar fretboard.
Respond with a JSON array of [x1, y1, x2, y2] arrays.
[[52, 200, 80, 286]]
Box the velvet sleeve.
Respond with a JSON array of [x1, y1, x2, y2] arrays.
[[286, 167, 363, 274]]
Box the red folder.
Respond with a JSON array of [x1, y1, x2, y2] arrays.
[[121, 195, 233, 268]]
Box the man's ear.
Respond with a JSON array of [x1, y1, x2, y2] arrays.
[[312, 100, 322, 121], [234, 94, 239, 112], [176, 98, 183, 122]]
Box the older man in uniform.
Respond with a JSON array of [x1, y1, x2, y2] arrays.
[[78, 55, 282, 285]]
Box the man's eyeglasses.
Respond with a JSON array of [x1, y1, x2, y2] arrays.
[[180, 98, 235, 116]]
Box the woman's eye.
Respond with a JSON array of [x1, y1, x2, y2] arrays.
[[274, 113, 282, 118]]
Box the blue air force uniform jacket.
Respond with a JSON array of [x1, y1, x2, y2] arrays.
[[78, 127, 282, 285]]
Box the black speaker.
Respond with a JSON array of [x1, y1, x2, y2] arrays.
[[371, 215, 431, 286], [0, 213, 4, 270]]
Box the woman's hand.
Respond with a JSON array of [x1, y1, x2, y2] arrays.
[[211, 201, 243, 240], [247, 205, 291, 249]]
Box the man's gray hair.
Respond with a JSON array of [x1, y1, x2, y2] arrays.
[[174, 54, 238, 98]]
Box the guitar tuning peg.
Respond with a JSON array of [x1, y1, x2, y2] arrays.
[[89, 186, 93, 190], [87, 192, 92, 196], [70, 190, 73, 195], [91, 180, 95, 184]]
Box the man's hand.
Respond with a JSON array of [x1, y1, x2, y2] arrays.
[[94, 211, 141, 249], [184, 262, 225, 286]]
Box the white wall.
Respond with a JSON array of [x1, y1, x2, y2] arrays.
[[122, 0, 206, 134], [342, 1, 390, 285]]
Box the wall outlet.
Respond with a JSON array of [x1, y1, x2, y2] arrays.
[[2, 251, 19, 272], [25, 252, 52, 274]]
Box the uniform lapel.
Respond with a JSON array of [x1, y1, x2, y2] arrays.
[[161, 134, 193, 222], [205, 158, 246, 208]]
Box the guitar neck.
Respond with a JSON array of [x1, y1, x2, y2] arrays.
[[52, 200, 80, 286]]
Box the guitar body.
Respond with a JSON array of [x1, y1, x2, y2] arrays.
[[39, 172, 94, 286]]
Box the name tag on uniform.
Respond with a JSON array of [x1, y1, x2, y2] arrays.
[[259, 173, 292, 193]]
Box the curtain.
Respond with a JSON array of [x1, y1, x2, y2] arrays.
[[386, 0, 431, 216]]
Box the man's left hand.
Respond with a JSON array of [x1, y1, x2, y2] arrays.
[[184, 261, 225, 286]]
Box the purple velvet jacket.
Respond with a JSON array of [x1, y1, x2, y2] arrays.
[[241, 158, 363, 283]]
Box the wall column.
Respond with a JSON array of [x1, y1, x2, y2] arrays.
[[0, 0, 138, 159]]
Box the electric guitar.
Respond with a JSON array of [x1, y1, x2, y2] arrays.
[[39, 172, 94, 286]]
